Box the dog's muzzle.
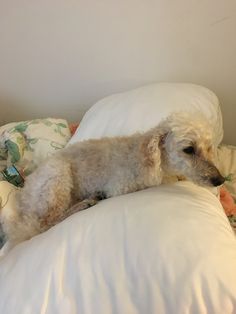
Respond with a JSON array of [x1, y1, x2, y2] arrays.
[[210, 174, 225, 187], [198, 160, 225, 187]]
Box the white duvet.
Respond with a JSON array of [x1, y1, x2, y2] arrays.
[[0, 182, 236, 314]]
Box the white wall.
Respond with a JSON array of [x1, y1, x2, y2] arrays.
[[0, 0, 235, 144]]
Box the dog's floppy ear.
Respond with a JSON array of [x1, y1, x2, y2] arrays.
[[142, 132, 167, 167], [159, 133, 168, 146]]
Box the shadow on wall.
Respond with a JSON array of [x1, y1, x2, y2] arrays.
[[0, 95, 87, 126], [0, 96, 29, 126], [0, 96, 69, 126]]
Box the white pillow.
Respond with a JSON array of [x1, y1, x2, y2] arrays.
[[0, 182, 236, 313], [69, 83, 223, 145]]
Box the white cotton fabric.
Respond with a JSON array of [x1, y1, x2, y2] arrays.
[[69, 83, 223, 146], [0, 181, 236, 314]]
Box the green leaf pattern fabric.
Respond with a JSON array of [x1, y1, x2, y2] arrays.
[[0, 118, 71, 175], [5, 140, 21, 163]]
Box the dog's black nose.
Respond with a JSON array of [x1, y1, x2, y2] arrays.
[[210, 175, 225, 186]]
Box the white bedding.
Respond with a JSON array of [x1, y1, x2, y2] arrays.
[[0, 182, 236, 314], [70, 83, 223, 146]]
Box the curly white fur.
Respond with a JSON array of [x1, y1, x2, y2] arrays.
[[0, 111, 224, 256]]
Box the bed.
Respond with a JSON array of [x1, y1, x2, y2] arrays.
[[0, 83, 236, 314]]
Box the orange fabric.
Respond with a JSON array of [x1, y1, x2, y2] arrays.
[[220, 186, 236, 216], [69, 123, 79, 136]]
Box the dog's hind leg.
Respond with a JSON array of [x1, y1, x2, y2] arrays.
[[40, 198, 98, 230], [18, 157, 74, 218], [0, 199, 98, 259], [2, 158, 75, 249]]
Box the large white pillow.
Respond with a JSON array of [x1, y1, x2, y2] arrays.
[[69, 83, 223, 145], [0, 182, 236, 313]]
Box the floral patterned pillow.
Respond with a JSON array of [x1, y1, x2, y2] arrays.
[[0, 118, 71, 176]]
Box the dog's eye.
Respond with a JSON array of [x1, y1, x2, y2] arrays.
[[183, 146, 195, 155]]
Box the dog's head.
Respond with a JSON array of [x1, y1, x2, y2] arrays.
[[151, 112, 225, 187]]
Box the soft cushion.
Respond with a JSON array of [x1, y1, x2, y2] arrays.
[[0, 182, 236, 313], [69, 83, 223, 145], [0, 118, 71, 175]]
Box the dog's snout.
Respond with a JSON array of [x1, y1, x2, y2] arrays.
[[210, 175, 225, 187]]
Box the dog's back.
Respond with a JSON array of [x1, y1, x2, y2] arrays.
[[61, 134, 163, 199]]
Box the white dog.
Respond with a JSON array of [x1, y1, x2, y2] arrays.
[[0, 112, 224, 256]]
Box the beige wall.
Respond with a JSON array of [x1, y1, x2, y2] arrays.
[[0, 0, 235, 144]]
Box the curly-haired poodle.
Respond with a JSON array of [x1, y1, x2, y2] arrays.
[[0, 112, 225, 256]]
